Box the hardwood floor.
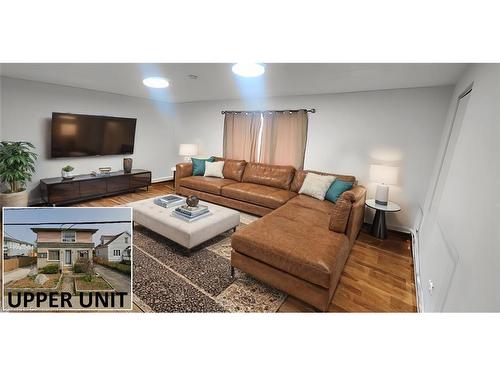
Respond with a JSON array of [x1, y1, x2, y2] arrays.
[[73, 181, 417, 312]]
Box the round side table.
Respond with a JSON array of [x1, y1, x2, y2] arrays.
[[365, 199, 401, 239]]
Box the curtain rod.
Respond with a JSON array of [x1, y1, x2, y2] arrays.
[[221, 108, 316, 114]]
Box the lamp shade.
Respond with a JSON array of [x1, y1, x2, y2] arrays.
[[179, 144, 198, 157], [370, 164, 398, 185]]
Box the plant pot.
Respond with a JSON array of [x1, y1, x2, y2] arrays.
[[61, 170, 74, 179], [0, 190, 29, 209]]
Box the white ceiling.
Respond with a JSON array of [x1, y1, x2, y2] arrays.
[[0, 63, 467, 103]]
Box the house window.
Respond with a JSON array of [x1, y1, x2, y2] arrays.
[[113, 249, 121, 256], [61, 231, 76, 243], [48, 250, 60, 261], [124, 236, 129, 244], [38, 252, 48, 259], [79, 251, 89, 258], [223, 110, 308, 169]]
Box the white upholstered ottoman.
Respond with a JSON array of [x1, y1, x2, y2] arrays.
[[127, 197, 240, 253]]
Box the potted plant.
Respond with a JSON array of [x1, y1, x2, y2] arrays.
[[0, 141, 38, 208], [61, 165, 75, 179]]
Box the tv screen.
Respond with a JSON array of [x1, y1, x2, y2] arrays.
[[51, 112, 137, 158]]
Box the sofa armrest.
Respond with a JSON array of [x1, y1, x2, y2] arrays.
[[329, 197, 352, 233], [175, 163, 193, 192], [340, 185, 366, 203], [343, 185, 367, 244]]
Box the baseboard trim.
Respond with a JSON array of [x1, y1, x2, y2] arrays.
[[409, 228, 423, 312], [152, 175, 174, 183]]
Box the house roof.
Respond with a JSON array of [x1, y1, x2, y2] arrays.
[[31, 227, 98, 233], [98, 231, 131, 247], [3, 236, 34, 246]]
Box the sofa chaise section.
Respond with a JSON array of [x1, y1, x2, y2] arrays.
[[175, 158, 367, 310]]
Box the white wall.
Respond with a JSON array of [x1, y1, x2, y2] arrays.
[[1, 77, 454, 231], [0, 77, 180, 204], [176, 86, 453, 230], [417, 64, 500, 311]]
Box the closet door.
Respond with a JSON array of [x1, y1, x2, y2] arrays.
[[419, 89, 471, 312]]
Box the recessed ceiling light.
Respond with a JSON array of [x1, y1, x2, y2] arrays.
[[232, 63, 265, 77], [143, 77, 169, 88]]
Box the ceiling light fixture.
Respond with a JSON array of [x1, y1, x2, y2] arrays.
[[232, 63, 265, 77], [143, 77, 169, 88]]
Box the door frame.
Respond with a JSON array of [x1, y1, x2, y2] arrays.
[[64, 249, 72, 266]]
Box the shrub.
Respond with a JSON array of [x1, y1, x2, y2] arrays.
[[94, 257, 131, 275], [82, 274, 93, 282], [73, 258, 93, 274], [40, 263, 60, 274]]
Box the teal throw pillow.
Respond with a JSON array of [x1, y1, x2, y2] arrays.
[[325, 180, 353, 203], [192, 157, 215, 176]]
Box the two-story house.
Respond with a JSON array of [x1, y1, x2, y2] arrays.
[[32, 228, 98, 270], [3, 236, 35, 257], [95, 231, 131, 262]]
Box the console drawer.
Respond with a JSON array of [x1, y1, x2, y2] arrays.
[[130, 172, 151, 188], [106, 175, 130, 193], [48, 182, 80, 203], [80, 179, 107, 197]]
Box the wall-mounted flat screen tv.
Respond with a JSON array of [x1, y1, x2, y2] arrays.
[[51, 112, 137, 158]]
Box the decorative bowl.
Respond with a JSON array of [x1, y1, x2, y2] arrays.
[[186, 195, 199, 207]]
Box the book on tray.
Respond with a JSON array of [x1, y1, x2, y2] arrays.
[[175, 204, 209, 218], [154, 194, 185, 208]]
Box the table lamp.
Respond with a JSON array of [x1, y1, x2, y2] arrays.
[[179, 144, 198, 162], [369, 164, 398, 205]]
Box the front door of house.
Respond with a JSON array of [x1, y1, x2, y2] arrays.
[[64, 250, 72, 265]]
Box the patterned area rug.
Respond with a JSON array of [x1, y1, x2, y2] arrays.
[[133, 217, 286, 313]]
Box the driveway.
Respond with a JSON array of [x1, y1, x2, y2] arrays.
[[94, 265, 131, 293], [4, 266, 34, 284]]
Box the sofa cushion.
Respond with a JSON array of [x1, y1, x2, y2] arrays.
[[204, 161, 225, 178], [325, 180, 354, 203], [192, 156, 215, 176], [287, 194, 336, 214], [291, 170, 356, 193], [232, 208, 350, 288], [242, 162, 296, 190], [298, 172, 336, 200], [223, 159, 247, 181], [179, 176, 237, 195], [221, 182, 297, 209]]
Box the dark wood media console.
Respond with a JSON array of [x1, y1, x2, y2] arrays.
[[39, 169, 152, 206]]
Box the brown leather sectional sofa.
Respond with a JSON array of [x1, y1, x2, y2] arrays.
[[175, 158, 366, 311]]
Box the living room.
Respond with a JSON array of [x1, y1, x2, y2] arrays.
[[1, 1, 499, 372], [1, 62, 498, 314]]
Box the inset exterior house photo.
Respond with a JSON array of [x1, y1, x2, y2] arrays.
[[34, 228, 97, 271], [2, 207, 133, 311]]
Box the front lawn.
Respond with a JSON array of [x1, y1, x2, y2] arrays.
[[75, 275, 114, 291], [7, 274, 60, 289]]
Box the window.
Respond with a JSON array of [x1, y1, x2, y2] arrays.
[[79, 251, 88, 258], [124, 236, 129, 244], [38, 252, 48, 259], [223, 110, 308, 168], [61, 231, 76, 243], [48, 250, 60, 261], [113, 249, 121, 256]]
